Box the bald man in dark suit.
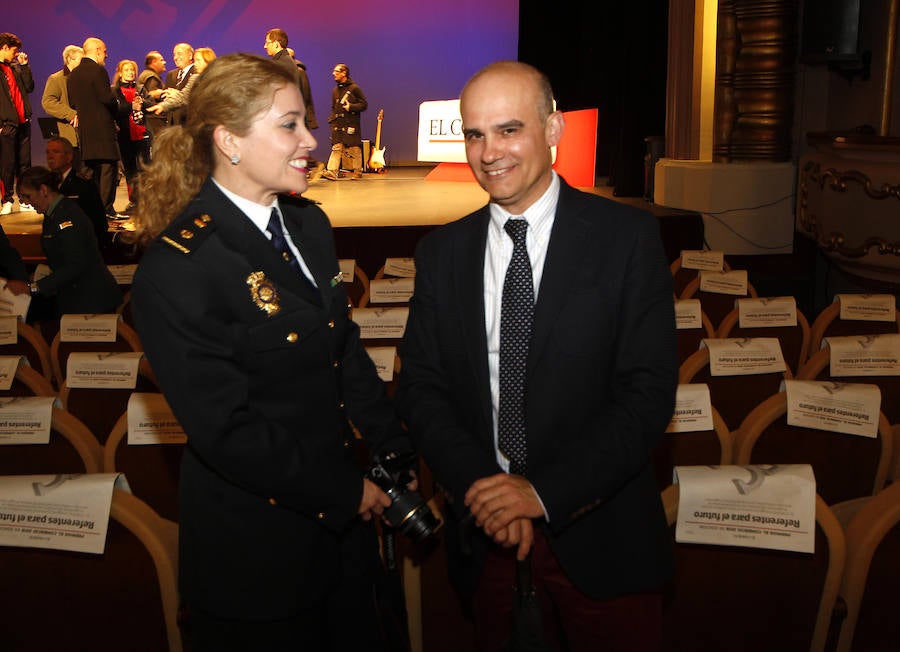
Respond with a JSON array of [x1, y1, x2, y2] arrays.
[[397, 61, 677, 651]]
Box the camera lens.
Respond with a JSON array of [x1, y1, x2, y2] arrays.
[[384, 491, 440, 543]]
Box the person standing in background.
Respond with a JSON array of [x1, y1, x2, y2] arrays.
[[112, 59, 149, 213], [67, 37, 120, 218], [45, 136, 108, 248], [0, 33, 34, 214], [136, 50, 167, 140], [42, 45, 84, 172], [164, 43, 195, 126], [265, 31, 324, 182], [323, 63, 366, 181]]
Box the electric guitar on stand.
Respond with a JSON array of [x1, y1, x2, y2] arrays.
[[369, 109, 386, 171]]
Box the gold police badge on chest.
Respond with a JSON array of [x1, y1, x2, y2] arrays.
[[247, 271, 281, 316]]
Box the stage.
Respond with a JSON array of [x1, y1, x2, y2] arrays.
[[0, 166, 702, 274]]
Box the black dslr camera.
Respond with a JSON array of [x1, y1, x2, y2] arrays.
[[367, 451, 440, 542]]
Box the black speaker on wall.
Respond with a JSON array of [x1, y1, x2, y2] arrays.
[[800, 0, 861, 63]]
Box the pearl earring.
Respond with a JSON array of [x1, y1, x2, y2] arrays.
[[230, 154, 240, 165]]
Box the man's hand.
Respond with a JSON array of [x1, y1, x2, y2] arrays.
[[357, 477, 391, 522], [146, 104, 164, 115], [4, 280, 29, 296], [465, 473, 543, 558]]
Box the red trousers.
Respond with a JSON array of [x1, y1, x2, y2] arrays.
[[472, 528, 662, 652]]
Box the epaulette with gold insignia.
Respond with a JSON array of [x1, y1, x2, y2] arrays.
[[159, 213, 215, 254]]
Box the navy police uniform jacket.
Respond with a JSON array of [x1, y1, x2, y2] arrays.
[[131, 178, 408, 619]]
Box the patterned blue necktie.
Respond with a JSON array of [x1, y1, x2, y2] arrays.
[[499, 218, 533, 475]]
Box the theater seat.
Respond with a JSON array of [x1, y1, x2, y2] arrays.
[[734, 392, 893, 505], [661, 484, 844, 652], [835, 482, 900, 652], [0, 488, 181, 652]]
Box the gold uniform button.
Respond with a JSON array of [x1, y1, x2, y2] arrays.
[[343, 440, 351, 449], [339, 401, 345, 409], [328, 320, 335, 328], [332, 360, 340, 368], [317, 512, 326, 520], [286, 332, 299, 343], [268, 497, 277, 506]]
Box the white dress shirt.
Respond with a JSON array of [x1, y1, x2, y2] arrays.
[[484, 171, 560, 472]]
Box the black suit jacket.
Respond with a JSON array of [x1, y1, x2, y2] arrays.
[[36, 196, 121, 314], [397, 179, 678, 601], [0, 223, 27, 281], [164, 65, 195, 126], [131, 179, 407, 619], [67, 58, 118, 161], [60, 170, 108, 246]]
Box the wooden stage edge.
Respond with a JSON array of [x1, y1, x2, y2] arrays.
[[2, 166, 702, 271]]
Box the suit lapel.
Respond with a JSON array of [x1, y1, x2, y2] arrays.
[[528, 182, 592, 378], [455, 209, 493, 433]]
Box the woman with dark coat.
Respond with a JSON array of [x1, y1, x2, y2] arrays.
[[16, 166, 121, 315]]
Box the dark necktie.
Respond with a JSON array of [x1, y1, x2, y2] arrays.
[[267, 208, 321, 302], [176, 69, 184, 85], [267, 208, 301, 273], [498, 218, 534, 476]]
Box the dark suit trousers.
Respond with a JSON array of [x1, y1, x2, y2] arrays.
[[185, 571, 387, 652], [0, 122, 31, 203], [472, 527, 663, 652], [86, 159, 117, 213]]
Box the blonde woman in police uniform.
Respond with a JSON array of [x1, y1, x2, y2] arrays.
[[130, 53, 408, 651]]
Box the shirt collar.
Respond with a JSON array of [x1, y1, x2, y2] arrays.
[[488, 170, 560, 233], [45, 194, 65, 216], [211, 178, 279, 235]]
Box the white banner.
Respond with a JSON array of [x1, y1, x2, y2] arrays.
[[667, 384, 714, 433], [675, 299, 703, 331], [383, 257, 416, 277], [738, 296, 798, 328], [826, 334, 900, 376], [66, 352, 143, 388], [0, 355, 23, 390], [338, 259, 356, 283], [107, 264, 138, 285], [0, 281, 30, 319], [703, 338, 786, 376], [675, 464, 816, 553], [0, 315, 18, 345], [417, 99, 466, 163], [785, 379, 880, 439], [681, 250, 724, 272], [369, 278, 415, 304], [837, 293, 896, 322], [352, 307, 409, 339], [127, 393, 186, 445], [0, 396, 55, 444], [699, 270, 748, 296], [0, 473, 123, 554], [60, 313, 119, 342]]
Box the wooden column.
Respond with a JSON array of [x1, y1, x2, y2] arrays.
[[665, 0, 701, 159], [713, 0, 800, 162]]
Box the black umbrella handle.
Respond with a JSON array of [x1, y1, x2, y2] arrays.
[[515, 551, 536, 596]]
